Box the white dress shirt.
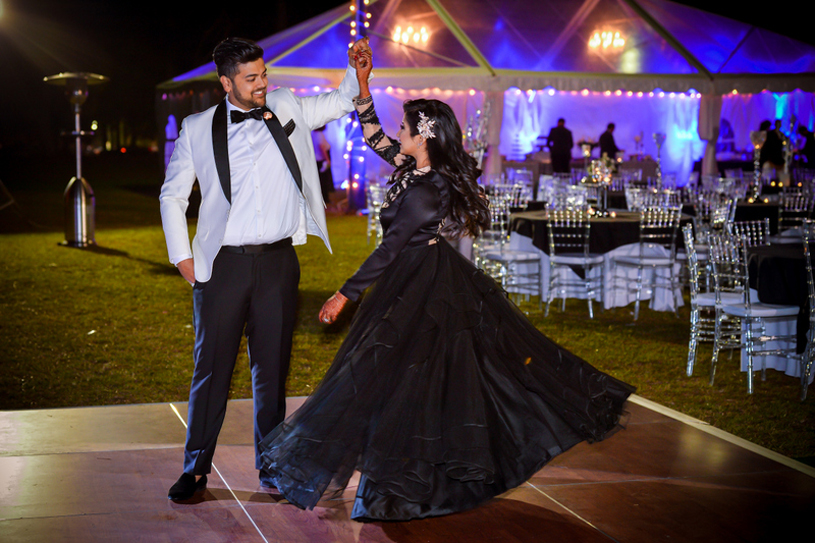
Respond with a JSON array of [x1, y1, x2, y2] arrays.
[[220, 100, 300, 247]]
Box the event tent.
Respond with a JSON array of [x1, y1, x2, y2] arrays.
[[157, 0, 815, 184]]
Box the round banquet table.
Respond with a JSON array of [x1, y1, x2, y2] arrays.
[[510, 210, 691, 254], [747, 243, 810, 355], [509, 210, 691, 312]]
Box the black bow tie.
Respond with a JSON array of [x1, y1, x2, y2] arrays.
[[230, 108, 266, 124]]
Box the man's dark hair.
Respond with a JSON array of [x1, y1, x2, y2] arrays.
[[607, 123, 615, 130], [213, 38, 264, 79], [557, 118, 565, 125]]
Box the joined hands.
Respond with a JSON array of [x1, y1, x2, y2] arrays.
[[348, 37, 372, 71]]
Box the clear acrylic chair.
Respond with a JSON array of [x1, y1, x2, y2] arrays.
[[708, 233, 800, 393], [645, 189, 680, 208], [473, 189, 510, 270], [507, 168, 536, 206], [726, 218, 771, 247], [506, 169, 534, 197], [683, 225, 743, 377], [684, 224, 715, 376], [537, 174, 553, 202], [612, 206, 682, 320], [797, 221, 815, 400], [545, 208, 604, 318], [700, 175, 720, 192], [779, 191, 815, 231], [365, 183, 386, 246], [624, 186, 646, 211], [481, 193, 543, 307], [549, 184, 587, 210]]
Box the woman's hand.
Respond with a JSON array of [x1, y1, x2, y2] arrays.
[[319, 291, 350, 324], [355, 49, 373, 79], [350, 37, 372, 94]]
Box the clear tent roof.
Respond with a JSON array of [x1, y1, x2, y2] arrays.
[[159, 0, 815, 93]]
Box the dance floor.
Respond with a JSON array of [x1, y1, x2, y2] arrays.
[[1, 395, 813, 542]]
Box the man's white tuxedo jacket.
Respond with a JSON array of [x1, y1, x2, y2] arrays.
[[160, 65, 359, 282]]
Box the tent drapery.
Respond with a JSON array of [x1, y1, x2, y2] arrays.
[[497, 87, 704, 184], [699, 94, 723, 177]]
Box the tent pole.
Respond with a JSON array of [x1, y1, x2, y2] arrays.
[[425, 0, 495, 77], [483, 91, 504, 176], [698, 93, 723, 178]]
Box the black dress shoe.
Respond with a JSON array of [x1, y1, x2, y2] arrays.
[[168, 473, 207, 501]]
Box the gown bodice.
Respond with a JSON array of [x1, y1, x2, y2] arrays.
[[339, 98, 450, 301]]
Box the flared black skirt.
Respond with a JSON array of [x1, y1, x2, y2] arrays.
[[259, 238, 634, 521]]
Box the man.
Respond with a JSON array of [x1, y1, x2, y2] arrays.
[[798, 125, 815, 166], [545, 118, 573, 173], [760, 119, 784, 175], [598, 122, 621, 160], [160, 36, 369, 501], [312, 125, 334, 204]]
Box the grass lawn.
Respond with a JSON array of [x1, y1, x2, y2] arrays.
[[1, 150, 813, 461]]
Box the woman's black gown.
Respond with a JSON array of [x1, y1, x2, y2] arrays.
[[259, 97, 635, 522]]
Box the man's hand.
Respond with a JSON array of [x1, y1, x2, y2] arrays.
[[348, 37, 371, 70], [176, 258, 195, 285], [319, 291, 349, 324]]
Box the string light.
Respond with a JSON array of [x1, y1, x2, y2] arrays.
[[392, 25, 430, 45], [588, 30, 625, 50], [348, 1, 370, 47]]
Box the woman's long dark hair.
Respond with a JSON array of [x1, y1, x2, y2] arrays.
[[390, 99, 490, 238]]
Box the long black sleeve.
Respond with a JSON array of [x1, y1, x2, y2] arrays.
[[354, 96, 410, 168]]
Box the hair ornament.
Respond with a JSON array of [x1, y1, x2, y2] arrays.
[[417, 112, 436, 140]]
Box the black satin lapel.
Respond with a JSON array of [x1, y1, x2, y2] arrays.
[[211, 101, 231, 204], [263, 110, 303, 193]]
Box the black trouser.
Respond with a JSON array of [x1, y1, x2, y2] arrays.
[[551, 151, 572, 173], [183, 239, 299, 475]]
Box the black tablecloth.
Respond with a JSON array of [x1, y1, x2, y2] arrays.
[[747, 243, 810, 353], [681, 202, 780, 234], [511, 210, 691, 255], [734, 203, 780, 234]]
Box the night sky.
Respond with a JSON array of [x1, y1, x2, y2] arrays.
[[0, 0, 811, 152], [0, 0, 348, 151]]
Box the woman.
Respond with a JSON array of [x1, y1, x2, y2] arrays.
[[259, 44, 634, 522], [312, 125, 334, 204]]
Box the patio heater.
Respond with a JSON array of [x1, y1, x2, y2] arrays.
[[44, 72, 109, 247]]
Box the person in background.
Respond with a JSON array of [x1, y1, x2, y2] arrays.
[[598, 122, 621, 160], [760, 119, 783, 171], [312, 125, 334, 205], [545, 118, 573, 173], [797, 125, 815, 166]]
